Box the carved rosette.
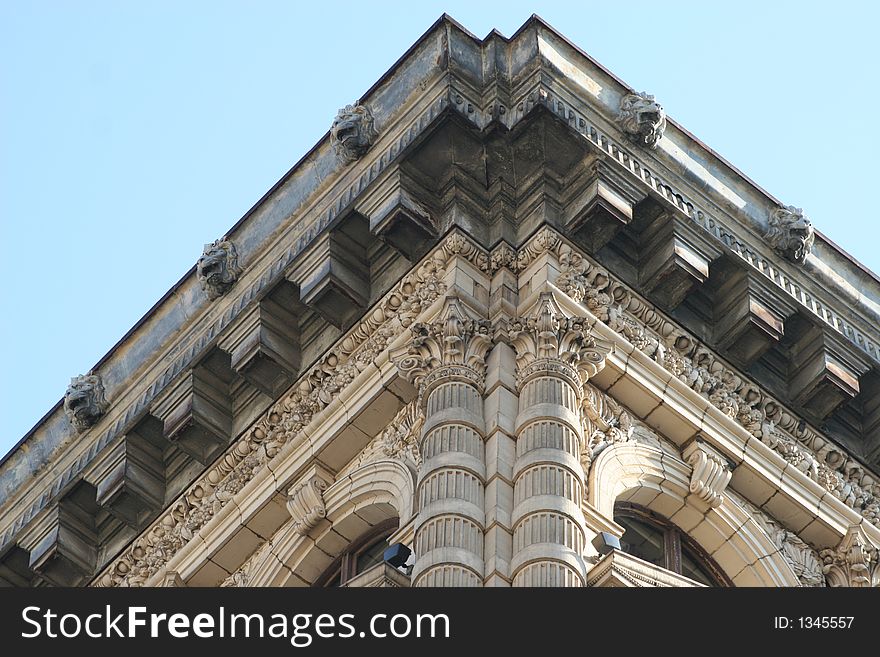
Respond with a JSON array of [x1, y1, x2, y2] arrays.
[[64, 374, 109, 432], [331, 104, 378, 163], [682, 440, 732, 509], [393, 297, 493, 587], [618, 91, 666, 149], [820, 525, 879, 587], [507, 293, 612, 587], [287, 465, 334, 537], [765, 205, 814, 264], [197, 238, 242, 300]]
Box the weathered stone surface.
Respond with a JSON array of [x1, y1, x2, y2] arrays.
[[64, 374, 108, 433], [197, 238, 242, 300], [4, 15, 880, 591]]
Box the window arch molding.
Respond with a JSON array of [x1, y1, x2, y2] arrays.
[[589, 440, 801, 587], [248, 458, 416, 587], [614, 502, 732, 586]]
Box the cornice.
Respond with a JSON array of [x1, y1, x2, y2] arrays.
[[5, 14, 879, 582], [513, 226, 879, 526]]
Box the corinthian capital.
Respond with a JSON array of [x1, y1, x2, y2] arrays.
[[820, 525, 879, 587], [287, 464, 334, 536], [508, 292, 612, 387], [391, 296, 493, 392]]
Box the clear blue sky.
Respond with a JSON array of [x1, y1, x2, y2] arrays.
[[2, 1, 878, 457]]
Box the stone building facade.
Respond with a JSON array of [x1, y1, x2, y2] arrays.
[[2, 16, 879, 588]]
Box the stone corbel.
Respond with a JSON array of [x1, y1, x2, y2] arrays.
[[356, 169, 438, 262], [287, 219, 370, 329], [788, 327, 871, 421], [682, 438, 732, 509], [635, 205, 721, 310], [218, 283, 301, 397], [287, 464, 334, 536], [820, 525, 879, 587], [82, 426, 165, 529], [564, 158, 647, 253], [18, 497, 98, 587], [152, 358, 233, 464], [712, 269, 796, 368]]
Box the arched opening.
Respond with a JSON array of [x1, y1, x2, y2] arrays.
[[615, 502, 732, 587], [313, 518, 399, 587]]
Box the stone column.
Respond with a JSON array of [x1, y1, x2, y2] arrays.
[[393, 297, 493, 586], [508, 293, 610, 586]]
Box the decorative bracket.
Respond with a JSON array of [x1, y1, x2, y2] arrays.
[[682, 438, 732, 509], [287, 464, 334, 536]]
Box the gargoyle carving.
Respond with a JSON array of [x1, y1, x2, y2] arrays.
[[64, 374, 108, 432], [197, 238, 242, 300], [765, 206, 814, 264], [618, 92, 666, 149], [331, 104, 378, 163]]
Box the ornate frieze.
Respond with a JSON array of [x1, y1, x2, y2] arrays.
[[287, 465, 334, 537], [534, 227, 880, 526], [94, 232, 488, 587], [682, 439, 732, 509], [736, 496, 825, 587], [766, 206, 814, 264], [331, 104, 378, 163], [64, 374, 108, 433], [197, 238, 242, 301], [618, 92, 666, 149], [820, 525, 879, 587]]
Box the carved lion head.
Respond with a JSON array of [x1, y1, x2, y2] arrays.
[[618, 92, 666, 149], [64, 374, 108, 432], [197, 238, 242, 300], [331, 104, 377, 162], [766, 206, 814, 264]]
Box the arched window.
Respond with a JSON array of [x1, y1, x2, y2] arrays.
[[313, 518, 398, 587], [614, 502, 732, 587]]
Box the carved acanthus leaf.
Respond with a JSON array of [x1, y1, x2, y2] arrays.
[[392, 296, 493, 392], [580, 384, 633, 474], [736, 496, 825, 587], [507, 292, 612, 387], [820, 525, 879, 587]]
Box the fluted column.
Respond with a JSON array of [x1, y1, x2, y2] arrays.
[[393, 297, 493, 586], [508, 293, 611, 586]]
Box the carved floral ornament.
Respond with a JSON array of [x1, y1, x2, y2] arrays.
[[507, 292, 612, 390], [820, 525, 880, 587], [391, 296, 493, 396], [520, 227, 880, 527], [64, 373, 109, 432], [765, 205, 814, 264], [94, 228, 879, 587], [197, 238, 242, 300]]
